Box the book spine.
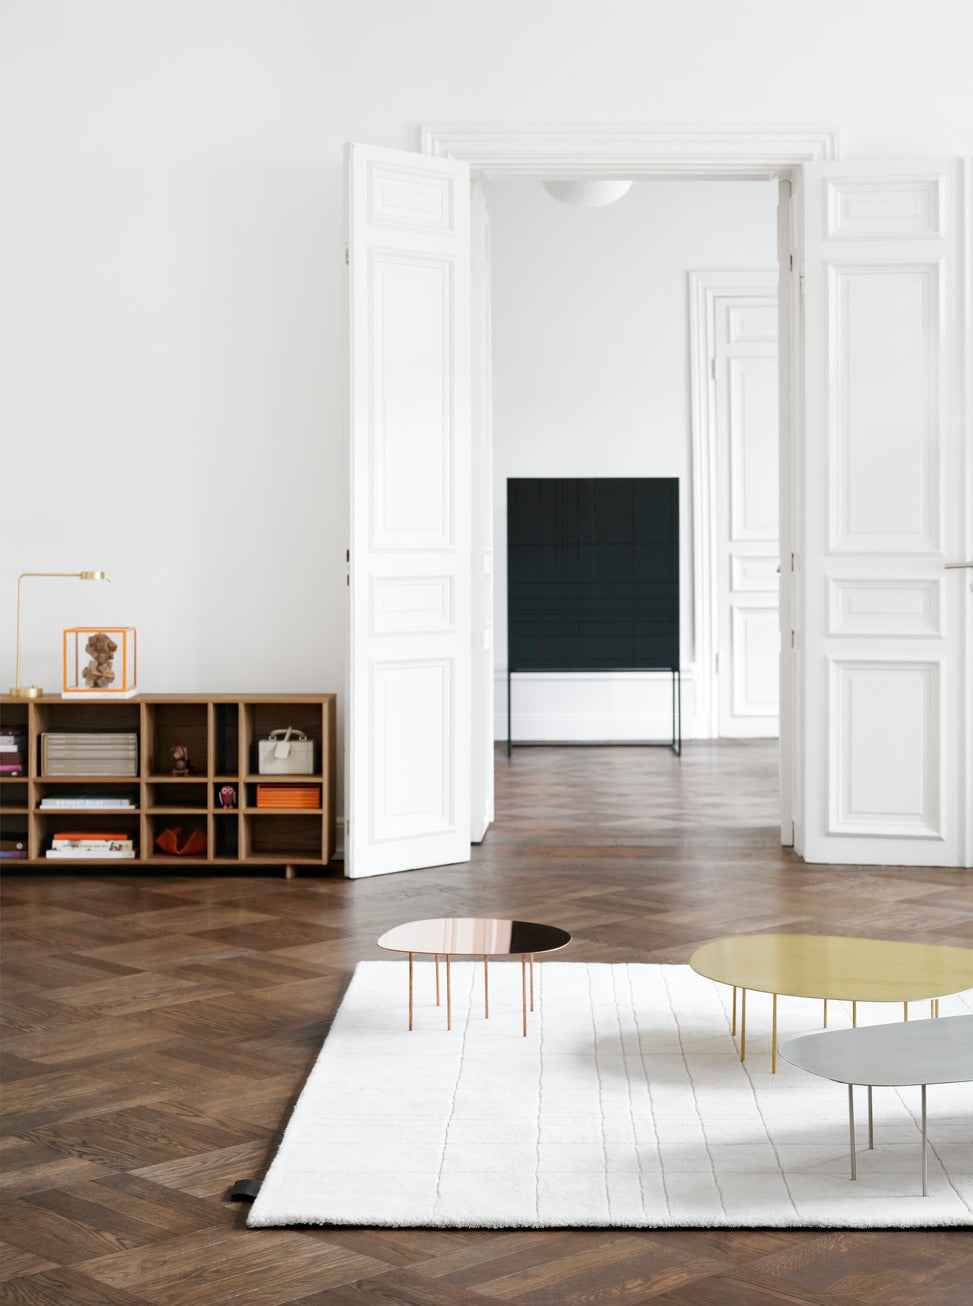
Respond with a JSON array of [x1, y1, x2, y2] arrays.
[[45, 849, 136, 859], [51, 841, 134, 851], [39, 801, 136, 809]]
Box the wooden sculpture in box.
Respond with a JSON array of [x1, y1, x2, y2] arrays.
[[63, 627, 137, 698]]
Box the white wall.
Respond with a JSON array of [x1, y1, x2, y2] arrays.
[[488, 179, 777, 739], [2, 1, 971, 772]]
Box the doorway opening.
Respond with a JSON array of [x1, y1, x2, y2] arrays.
[[346, 136, 972, 876], [480, 176, 783, 847]]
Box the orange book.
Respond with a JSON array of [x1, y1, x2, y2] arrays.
[[52, 830, 131, 841]]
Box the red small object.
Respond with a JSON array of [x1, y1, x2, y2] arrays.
[[218, 785, 236, 808], [155, 826, 207, 856]]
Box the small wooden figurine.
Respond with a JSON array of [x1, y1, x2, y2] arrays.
[[218, 784, 237, 808], [82, 631, 118, 689], [170, 744, 192, 776]]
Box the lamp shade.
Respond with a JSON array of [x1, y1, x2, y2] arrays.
[[542, 179, 633, 208]]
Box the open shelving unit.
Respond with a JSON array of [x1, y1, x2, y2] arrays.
[[0, 693, 336, 878]]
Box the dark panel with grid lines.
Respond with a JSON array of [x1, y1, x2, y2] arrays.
[[507, 477, 679, 671]]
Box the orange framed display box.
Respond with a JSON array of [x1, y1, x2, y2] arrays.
[[63, 627, 137, 698]]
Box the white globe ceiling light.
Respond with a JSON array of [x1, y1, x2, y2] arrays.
[[542, 179, 633, 207]]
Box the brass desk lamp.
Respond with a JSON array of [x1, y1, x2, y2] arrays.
[[10, 571, 110, 698]]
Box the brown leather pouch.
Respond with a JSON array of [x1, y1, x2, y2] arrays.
[[155, 826, 207, 856]]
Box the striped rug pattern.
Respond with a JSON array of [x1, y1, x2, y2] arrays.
[[249, 962, 973, 1229]]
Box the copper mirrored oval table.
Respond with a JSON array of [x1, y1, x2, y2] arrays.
[[377, 917, 571, 1035]]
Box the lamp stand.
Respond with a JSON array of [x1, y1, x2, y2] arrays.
[[10, 571, 109, 698]]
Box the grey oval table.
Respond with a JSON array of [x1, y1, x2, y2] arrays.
[[779, 1014, 973, 1196]]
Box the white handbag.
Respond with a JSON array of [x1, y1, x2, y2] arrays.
[[257, 726, 315, 775]]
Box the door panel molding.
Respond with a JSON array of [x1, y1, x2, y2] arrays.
[[690, 271, 780, 741], [799, 158, 969, 866], [347, 142, 471, 878]]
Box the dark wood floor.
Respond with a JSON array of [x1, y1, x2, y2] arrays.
[[2, 741, 971, 1304]]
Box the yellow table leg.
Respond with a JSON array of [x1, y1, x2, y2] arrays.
[[732, 985, 737, 1035], [823, 997, 828, 1028], [484, 955, 489, 1018], [904, 1001, 909, 1021], [772, 993, 778, 1074], [930, 998, 934, 1018], [852, 1000, 857, 1028], [740, 988, 747, 1062], [408, 951, 413, 1032], [521, 953, 527, 1037]]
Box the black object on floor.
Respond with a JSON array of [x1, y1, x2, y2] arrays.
[[228, 1179, 262, 1201]]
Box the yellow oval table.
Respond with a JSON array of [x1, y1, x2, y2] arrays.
[[690, 934, 973, 1072]]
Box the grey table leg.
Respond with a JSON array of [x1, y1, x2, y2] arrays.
[[848, 1084, 857, 1181], [921, 1084, 927, 1197], [868, 1085, 873, 1149]]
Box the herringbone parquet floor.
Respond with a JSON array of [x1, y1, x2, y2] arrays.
[[2, 741, 971, 1304]]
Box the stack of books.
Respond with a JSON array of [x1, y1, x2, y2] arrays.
[[39, 793, 137, 811], [0, 725, 27, 776], [46, 831, 136, 859], [0, 838, 28, 860], [41, 732, 138, 777], [255, 784, 321, 809]]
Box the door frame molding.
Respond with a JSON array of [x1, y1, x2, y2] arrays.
[[688, 269, 779, 740], [420, 123, 839, 179]]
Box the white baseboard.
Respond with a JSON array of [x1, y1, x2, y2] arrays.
[[493, 667, 707, 741]]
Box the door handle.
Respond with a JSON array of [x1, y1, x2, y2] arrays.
[[944, 561, 973, 569]]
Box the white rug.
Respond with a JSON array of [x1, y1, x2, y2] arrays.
[[248, 962, 973, 1229]]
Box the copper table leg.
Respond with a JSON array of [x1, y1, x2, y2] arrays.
[[408, 951, 413, 1032], [435, 953, 440, 1005]]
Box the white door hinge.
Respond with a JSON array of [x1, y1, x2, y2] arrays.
[[789, 253, 794, 271], [345, 246, 349, 266]]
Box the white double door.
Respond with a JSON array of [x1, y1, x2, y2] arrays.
[[346, 144, 972, 875]]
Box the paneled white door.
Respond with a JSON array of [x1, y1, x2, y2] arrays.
[[712, 279, 780, 736], [346, 143, 472, 878], [796, 158, 971, 866]]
